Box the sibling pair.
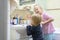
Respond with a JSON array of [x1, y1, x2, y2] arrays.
[[26, 5, 55, 40]]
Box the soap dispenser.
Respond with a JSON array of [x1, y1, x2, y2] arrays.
[[12, 16, 18, 25]]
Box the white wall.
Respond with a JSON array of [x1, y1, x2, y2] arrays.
[[47, 10, 60, 28], [35, 0, 47, 9], [47, 0, 60, 9], [46, 0, 60, 28]]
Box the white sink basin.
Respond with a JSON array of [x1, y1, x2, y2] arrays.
[[11, 24, 32, 40]]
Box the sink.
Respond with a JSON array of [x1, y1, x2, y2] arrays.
[[11, 24, 32, 40]]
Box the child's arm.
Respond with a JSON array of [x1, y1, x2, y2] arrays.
[[41, 18, 54, 25], [26, 25, 32, 36], [41, 14, 54, 25]]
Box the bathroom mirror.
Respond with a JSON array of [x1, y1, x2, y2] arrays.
[[19, 0, 35, 5]]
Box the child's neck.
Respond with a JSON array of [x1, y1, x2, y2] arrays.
[[32, 24, 40, 27]]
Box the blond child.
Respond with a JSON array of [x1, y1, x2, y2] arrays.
[[34, 5, 55, 40], [26, 14, 43, 40]]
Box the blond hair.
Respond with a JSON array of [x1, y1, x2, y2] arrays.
[[31, 14, 41, 26]]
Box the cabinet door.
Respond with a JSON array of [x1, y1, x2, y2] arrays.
[[10, 28, 16, 40]]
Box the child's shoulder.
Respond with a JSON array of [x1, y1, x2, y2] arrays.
[[27, 25, 32, 27], [26, 25, 32, 29]]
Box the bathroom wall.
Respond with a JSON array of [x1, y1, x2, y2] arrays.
[[10, 0, 18, 13], [47, 0, 60, 9], [47, 10, 60, 28], [46, 0, 60, 28], [35, 0, 47, 9]]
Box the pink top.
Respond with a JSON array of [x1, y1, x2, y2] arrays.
[[42, 12, 55, 34]]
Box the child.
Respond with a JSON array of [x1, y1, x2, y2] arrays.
[[26, 14, 43, 40], [34, 5, 55, 40]]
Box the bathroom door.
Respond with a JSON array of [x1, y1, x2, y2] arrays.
[[0, 0, 8, 40]]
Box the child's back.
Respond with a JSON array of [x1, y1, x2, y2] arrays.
[[26, 14, 43, 40], [27, 24, 43, 40]]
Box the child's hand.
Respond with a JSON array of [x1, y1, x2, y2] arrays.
[[41, 22, 46, 25], [29, 24, 32, 26]]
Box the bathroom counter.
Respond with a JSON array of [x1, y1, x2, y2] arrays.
[[10, 24, 32, 40], [10, 24, 60, 40], [10, 24, 27, 28], [11, 24, 60, 34]]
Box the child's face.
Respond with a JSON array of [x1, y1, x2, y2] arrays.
[[34, 6, 39, 14], [34, 6, 42, 15]]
